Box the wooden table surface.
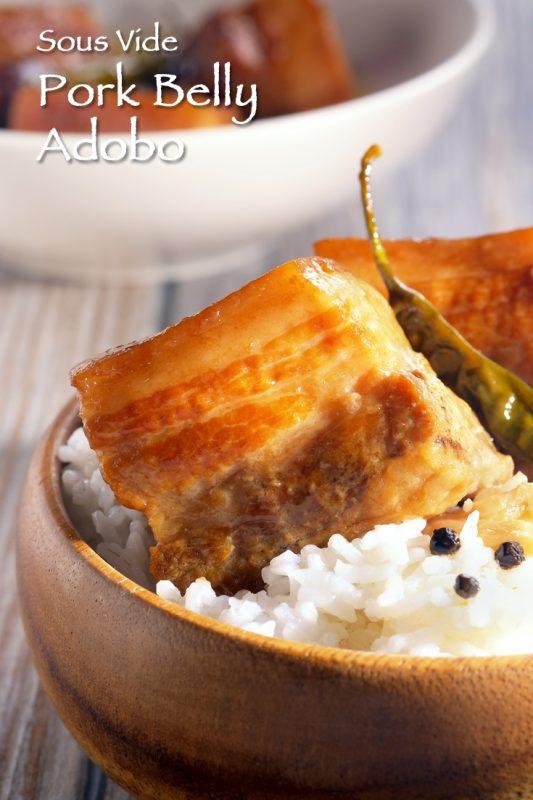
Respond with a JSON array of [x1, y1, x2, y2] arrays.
[[1, 1, 532, 797]]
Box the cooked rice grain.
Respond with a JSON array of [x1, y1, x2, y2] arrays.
[[60, 427, 533, 656]]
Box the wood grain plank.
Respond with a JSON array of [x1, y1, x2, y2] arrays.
[[0, 279, 162, 800]]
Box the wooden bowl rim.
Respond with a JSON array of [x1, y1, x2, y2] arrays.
[[39, 397, 533, 674]]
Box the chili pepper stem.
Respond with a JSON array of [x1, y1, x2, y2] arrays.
[[359, 145, 396, 295]]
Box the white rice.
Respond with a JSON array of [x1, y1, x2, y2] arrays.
[[60, 427, 533, 657]]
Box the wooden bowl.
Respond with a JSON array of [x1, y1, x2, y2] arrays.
[[17, 400, 533, 800]]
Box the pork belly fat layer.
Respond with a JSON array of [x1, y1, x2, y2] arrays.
[[427, 481, 533, 557], [72, 259, 512, 593], [315, 228, 533, 384]]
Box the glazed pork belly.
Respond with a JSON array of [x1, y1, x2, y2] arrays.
[[315, 229, 533, 384], [184, 0, 356, 117], [72, 259, 512, 593]]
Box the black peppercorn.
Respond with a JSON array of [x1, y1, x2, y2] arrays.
[[495, 541, 525, 570], [430, 527, 461, 555], [454, 574, 480, 599]]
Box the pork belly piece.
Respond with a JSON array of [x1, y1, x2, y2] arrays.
[[0, 63, 17, 127], [72, 259, 512, 593], [0, 6, 99, 65], [426, 480, 533, 556], [8, 85, 234, 132], [184, 0, 356, 117], [0, 5, 101, 124], [315, 229, 533, 384]]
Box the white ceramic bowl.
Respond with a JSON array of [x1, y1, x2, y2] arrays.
[[0, 0, 493, 283]]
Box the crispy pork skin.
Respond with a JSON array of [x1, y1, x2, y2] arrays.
[[72, 259, 512, 593]]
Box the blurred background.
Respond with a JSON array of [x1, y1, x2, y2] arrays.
[[1, 0, 532, 797], [0, 0, 494, 280]]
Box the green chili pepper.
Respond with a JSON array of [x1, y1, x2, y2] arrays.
[[359, 144, 533, 465]]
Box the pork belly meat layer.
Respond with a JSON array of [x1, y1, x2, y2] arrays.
[[72, 259, 512, 593]]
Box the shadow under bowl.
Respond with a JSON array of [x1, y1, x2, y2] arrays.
[[16, 399, 533, 799]]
